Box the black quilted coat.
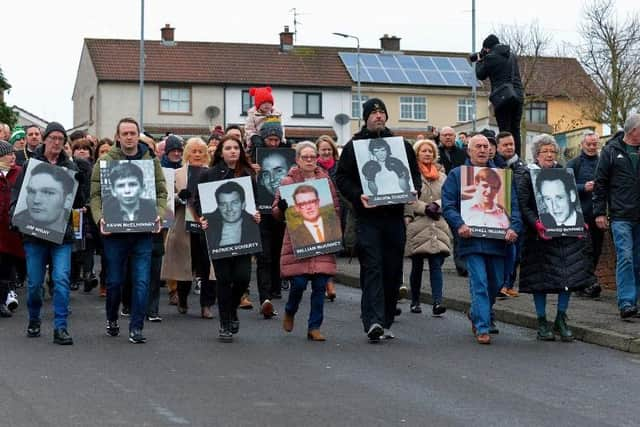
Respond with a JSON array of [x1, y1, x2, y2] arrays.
[[516, 165, 595, 294]]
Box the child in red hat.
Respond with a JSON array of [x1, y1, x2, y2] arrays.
[[245, 86, 284, 150]]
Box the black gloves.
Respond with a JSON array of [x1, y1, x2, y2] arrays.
[[277, 198, 288, 213], [178, 189, 192, 201], [424, 202, 441, 220]]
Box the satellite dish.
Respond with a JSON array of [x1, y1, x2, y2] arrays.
[[205, 106, 220, 119], [334, 113, 350, 125]]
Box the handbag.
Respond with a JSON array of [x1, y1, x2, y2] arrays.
[[489, 55, 518, 110]]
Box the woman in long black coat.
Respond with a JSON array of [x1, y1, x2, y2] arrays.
[[517, 134, 594, 342]]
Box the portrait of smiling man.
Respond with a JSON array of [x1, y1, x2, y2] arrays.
[[287, 184, 341, 248]]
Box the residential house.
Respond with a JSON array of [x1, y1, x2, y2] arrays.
[[11, 105, 49, 130]]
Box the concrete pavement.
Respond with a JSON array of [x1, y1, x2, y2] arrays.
[[336, 257, 640, 353]]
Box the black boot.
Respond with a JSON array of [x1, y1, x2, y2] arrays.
[[53, 328, 74, 345], [553, 312, 574, 342], [229, 310, 239, 335], [579, 283, 602, 298], [0, 304, 11, 318], [536, 316, 555, 341], [27, 319, 41, 337]]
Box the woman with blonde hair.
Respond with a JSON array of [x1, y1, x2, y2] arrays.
[[404, 139, 452, 316], [161, 137, 217, 319]]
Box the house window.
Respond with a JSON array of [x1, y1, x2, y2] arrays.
[[400, 96, 427, 121], [293, 92, 322, 117], [457, 98, 474, 123], [89, 96, 94, 123], [352, 94, 369, 118], [241, 90, 253, 116], [526, 101, 547, 124], [159, 87, 191, 114]]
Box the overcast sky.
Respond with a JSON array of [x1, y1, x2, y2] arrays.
[[2, 0, 637, 127]]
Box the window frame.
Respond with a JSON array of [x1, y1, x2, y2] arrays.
[[525, 101, 548, 124], [457, 97, 474, 123], [399, 96, 427, 121], [89, 95, 94, 124], [352, 94, 370, 119], [241, 89, 253, 116], [292, 91, 323, 118], [158, 86, 192, 116]]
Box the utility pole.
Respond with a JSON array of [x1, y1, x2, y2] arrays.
[[139, 0, 145, 131], [471, 0, 477, 132]]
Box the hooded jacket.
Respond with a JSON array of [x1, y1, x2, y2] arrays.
[[475, 44, 524, 101]]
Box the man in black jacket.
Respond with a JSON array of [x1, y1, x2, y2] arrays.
[[567, 131, 603, 298], [475, 34, 524, 157], [336, 98, 421, 342], [593, 114, 640, 319], [15, 125, 42, 167]]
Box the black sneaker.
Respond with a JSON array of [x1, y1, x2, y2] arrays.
[[219, 323, 233, 342], [27, 319, 41, 338], [53, 328, 74, 345], [367, 323, 383, 343], [489, 321, 500, 334], [147, 314, 162, 322], [106, 320, 120, 337], [410, 304, 422, 314], [432, 304, 446, 317], [128, 329, 146, 344], [620, 305, 638, 319], [120, 306, 131, 317], [69, 281, 81, 291], [84, 275, 99, 293]]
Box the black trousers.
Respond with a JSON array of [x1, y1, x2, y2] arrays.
[[213, 255, 252, 322], [256, 215, 285, 303], [588, 218, 605, 270], [356, 215, 406, 331], [176, 233, 216, 308], [494, 98, 524, 156]]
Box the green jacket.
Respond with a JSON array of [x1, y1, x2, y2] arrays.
[[90, 143, 167, 225]]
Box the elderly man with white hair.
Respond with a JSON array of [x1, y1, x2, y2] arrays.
[[594, 113, 640, 319], [442, 133, 522, 344]]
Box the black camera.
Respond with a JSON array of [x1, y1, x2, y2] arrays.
[[469, 52, 483, 62]]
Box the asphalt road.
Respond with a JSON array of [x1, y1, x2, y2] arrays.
[[1, 283, 639, 427]]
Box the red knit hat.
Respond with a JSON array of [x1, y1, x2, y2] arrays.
[[249, 86, 274, 109]]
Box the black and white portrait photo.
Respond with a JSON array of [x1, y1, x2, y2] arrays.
[[460, 166, 512, 239], [197, 176, 262, 259], [99, 160, 157, 233], [530, 168, 584, 237], [162, 167, 176, 229], [279, 178, 343, 258], [256, 147, 295, 211], [11, 159, 79, 244], [353, 136, 415, 205]]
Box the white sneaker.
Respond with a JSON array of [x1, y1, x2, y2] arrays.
[[382, 329, 395, 340], [193, 277, 202, 295], [6, 290, 18, 311], [367, 323, 383, 342]]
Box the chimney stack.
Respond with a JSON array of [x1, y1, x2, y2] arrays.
[[161, 24, 175, 46], [280, 26, 294, 52], [380, 34, 401, 52]]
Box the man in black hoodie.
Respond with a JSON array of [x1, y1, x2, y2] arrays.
[[475, 34, 524, 157], [336, 98, 421, 342]]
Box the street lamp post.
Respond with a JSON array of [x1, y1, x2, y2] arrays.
[[333, 32, 362, 128], [139, 0, 145, 132]]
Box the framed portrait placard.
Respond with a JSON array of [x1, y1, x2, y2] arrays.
[[530, 168, 584, 237], [198, 176, 262, 260], [460, 166, 512, 239], [353, 136, 416, 206], [99, 159, 157, 233], [161, 167, 176, 229], [279, 178, 343, 259], [256, 147, 295, 212], [11, 159, 79, 244]]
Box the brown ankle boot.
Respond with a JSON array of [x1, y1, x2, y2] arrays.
[[283, 312, 294, 332], [326, 281, 336, 301], [307, 329, 326, 341]]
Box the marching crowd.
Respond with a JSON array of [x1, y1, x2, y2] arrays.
[[1, 87, 640, 346]]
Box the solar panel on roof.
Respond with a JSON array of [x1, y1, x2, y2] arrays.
[[338, 52, 479, 87]]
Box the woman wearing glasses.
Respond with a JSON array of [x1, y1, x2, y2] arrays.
[[273, 142, 340, 341]]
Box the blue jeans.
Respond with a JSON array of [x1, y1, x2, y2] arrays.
[[610, 221, 640, 309], [409, 254, 445, 305], [102, 234, 152, 331], [285, 274, 329, 331], [533, 292, 571, 317], [465, 254, 504, 335], [24, 241, 72, 329]]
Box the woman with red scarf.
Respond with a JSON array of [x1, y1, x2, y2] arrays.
[[404, 139, 453, 316]]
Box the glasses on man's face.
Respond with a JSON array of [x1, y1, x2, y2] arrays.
[[299, 155, 317, 162], [295, 198, 319, 208], [46, 136, 65, 143]]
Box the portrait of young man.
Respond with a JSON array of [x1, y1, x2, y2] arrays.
[[256, 148, 294, 210], [286, 183, 342, 250], [12, 160, 77, 242], [101, 160, 157, 231], [461, 166, 511, 234], [533, 169, 584, 230]]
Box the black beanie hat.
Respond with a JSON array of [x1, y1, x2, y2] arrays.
[[362, 98, 388, 122], [43, 122, 68, 142], [164, 134, 184, 153], [482, 34, 500, 50]]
